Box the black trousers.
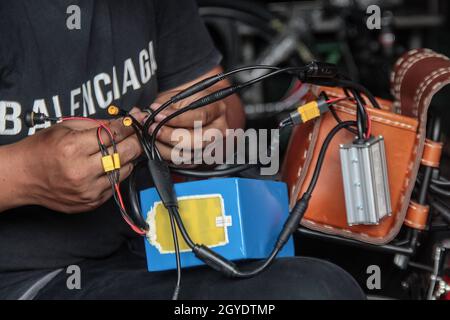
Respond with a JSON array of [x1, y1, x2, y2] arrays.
[[32, 247, 365, 300]]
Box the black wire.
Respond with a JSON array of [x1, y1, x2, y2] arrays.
[[126, 164, 150, 231], [349, 89, 367, 140], [335, 78, 381, 110], [305, 121, 357, 196], [329, 105, 359, 135], [142, 65, 284, 144], [430, 184, 450, 197], [431, 177, 450, 187], [150, 67, 306, 155], [168, 210, 182, 300], [169, 205, 279, 278], [169, 207, 196, 249], [142, 65, 282, 134]]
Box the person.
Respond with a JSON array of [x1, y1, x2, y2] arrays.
[[0, 0, 365, 300]]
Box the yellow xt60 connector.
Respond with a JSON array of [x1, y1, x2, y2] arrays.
[[113, 153, 121, 169], [102, 153, 121, 173], [102, 155, 115, 172], [297, 101, 320, 123], [288, 96, 330, 125]]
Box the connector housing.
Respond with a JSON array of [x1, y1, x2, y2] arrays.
[[289, 95, 329, 125], [339, 136, 392, 226]]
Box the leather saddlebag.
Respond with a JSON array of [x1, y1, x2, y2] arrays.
[[281, 49, 450, 244]]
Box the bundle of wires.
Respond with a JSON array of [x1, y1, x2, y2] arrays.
[[25, 61, 380, 299], [60, 117, 148, 236], [103, 61, 380, 299]]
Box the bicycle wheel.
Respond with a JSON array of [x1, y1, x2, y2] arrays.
[[198, 0, 309, 125]]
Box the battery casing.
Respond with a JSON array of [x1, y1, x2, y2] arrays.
[[339, 136, 392, 226]]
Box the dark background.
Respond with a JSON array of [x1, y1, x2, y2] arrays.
[[198, 0, 450, 299]]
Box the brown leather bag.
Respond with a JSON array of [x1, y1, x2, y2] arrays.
[[281, 49, 450, 245]]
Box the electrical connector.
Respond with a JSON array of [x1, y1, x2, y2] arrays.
[[288, 95, 330, 125], [102, 155, 116, 172], [23, 112, 58, 128], [113, 153, 121, 169], [108, 105, 120, 116], [122, 117, 133, 127]]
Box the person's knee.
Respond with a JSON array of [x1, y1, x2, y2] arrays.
[[263, 257, 365, 300]]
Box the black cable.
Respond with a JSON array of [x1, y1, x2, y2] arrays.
[[431, 177, 450, 188], [334, 78, 381, 110], [127, 164, 150, 231], [144, 61, 339, 149], [305, 121, 357, 196], [169, 207, 196, 249], [142, 65, 283, 141], [430, 199, 450, 224], [349, 89, 367, 141], [149, 67, 307, 155], [430, 184, 450, 197], [329, 105, 359, 135], [168, 210, 182, 300]]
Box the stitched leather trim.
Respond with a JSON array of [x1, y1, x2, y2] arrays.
[[404, 201, 429, 230], [421, 139, 443, 168]]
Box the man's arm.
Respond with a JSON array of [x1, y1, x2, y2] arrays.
[[0, 142, 30, 212], [0, 110, 146, 214]]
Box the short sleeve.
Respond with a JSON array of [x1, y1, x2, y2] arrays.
[[153, 0, 222, 91]]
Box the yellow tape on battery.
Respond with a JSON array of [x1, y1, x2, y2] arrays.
[[147, 195, 230, 253]]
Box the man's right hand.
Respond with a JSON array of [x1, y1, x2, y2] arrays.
[[0, 110, 145, 213]]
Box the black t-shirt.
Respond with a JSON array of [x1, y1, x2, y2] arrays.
[[0, 0, 221, 271]]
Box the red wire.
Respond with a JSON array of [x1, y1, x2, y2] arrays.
[[62, 116, 113, 145], [96, 126, 105, 146], [326, 97, 352, 104], [62, 116, 145, 235], [115, 183, 146, 235]]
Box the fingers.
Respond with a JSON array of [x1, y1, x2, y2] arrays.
[[78, 118, 138, 155], [61, 108, 147, 155], [61, 107, 144, 130], [93, 163, 134, 194], [152, 117, 228, 164], [150, 100, 225, 129], [89, 134, 142, 176], [149, 114, 228, 149]]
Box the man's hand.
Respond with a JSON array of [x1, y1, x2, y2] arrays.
[[148, 66, 245, 161], [0, 109, 146, 213]]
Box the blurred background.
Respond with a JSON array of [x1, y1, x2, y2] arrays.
[[199, 0, 450, 169], [197, 0, 450, 299]]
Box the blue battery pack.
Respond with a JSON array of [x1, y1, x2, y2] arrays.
[[140, 177, 294, 272]]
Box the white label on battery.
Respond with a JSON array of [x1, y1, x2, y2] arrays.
[[216, 215, 232, 228]]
